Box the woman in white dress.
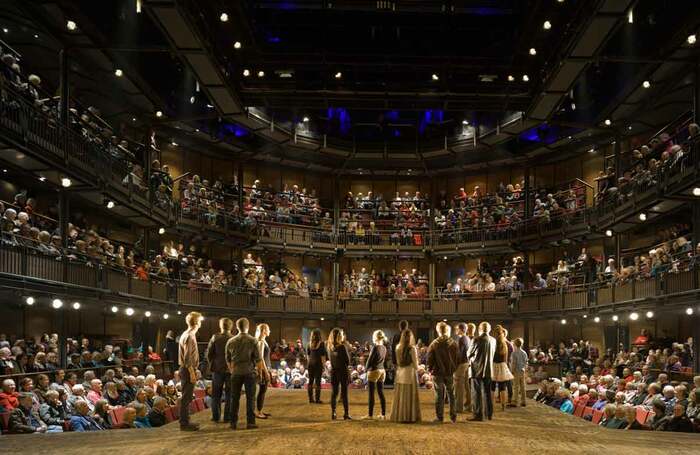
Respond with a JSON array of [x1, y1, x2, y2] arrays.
[[492, 325, 514, 411], [389, 329, 421, 423]]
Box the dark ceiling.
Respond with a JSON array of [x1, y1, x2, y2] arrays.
[[1, 0, 700, 175]]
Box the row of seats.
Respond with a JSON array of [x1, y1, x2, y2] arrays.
[[572, 403, 654, 426]]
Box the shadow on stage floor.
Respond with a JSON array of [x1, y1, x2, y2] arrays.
[[2, 389, 698, 455]]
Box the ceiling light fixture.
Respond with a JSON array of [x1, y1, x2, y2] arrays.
[[155, 111, 163, 118], [431, 73, 439, 81], [163, 313, 169, 319], [220, 13, 229, 22], [38, 176, 46, 182], [190, 96, 195, 104], [693, 187, 700, 197], [243, 69, 250, 77], [594, 316, 600, 323], [612, 315, 619, 322], [111, 305, 118, 313], [302, 116, 309, 122], [522, 74, 529, 82], [125, 307, 135, 316], [106, 200, 115, 209], [52, 299, 63, 309], [114, 69, 123, 77], [233, 41, 242, 49], [604, 119, 611, 126], [642, 80, 650, 88], [72, 302, 81, 310], [560, 318, 567, 325], [507, 75, 514, 82], [257, 70, 265, 77], [25, 296, 34, 305], [688, 34, 697, 45], [66, 20, 77, 31], [543, 20, 552, 30], [61, 177, 72, 188], [158, 227, 165, 235], [335, 71, 342, 79], [646, 311, 654, 318], [605, 229, 613, 237], [462, 120, 469, 125], [686, 307, 694, 315], [2, 28, 7, 34], [529, 48, 537, 56], [629, 312, 639, 321], [639, 213, 647, 221], [145, 311, 151, 318], [627, 9, 633, 24]]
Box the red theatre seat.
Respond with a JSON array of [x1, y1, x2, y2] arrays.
[[0, 412, 10, 432], [171, 405, 180, 420], [193, 389, 206, 400], [635, 407, 649, 425], [574, 404, 585, 417], [164, 407, 175, 423], [110, 406, 127, 427], [592, 409, 604, 425], [582, 407, 594, 419]]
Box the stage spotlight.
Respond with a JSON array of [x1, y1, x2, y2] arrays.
[[111, 306, 118, 313], [145, 311, 152, 318], [114, 69, 123, 77], [612, 315, 619, 322], [629, 312, 639, 321], [529, 48, 537, 56], [72, 302, 81, 310], [233, 41, 242, 49], [646, 311, 654, 318], [66, 20, 77, 31], [61, 177, 72, 188], [543, 21, 551, 30], [25, 296, 35, 305], [638, 213, 647, 221], [220, 13, 229, 22], [431, 74, 439, 81], [243, 69, 250, 77], [125, 307, 135, 316], [52, 299, 63, 309], [522, 74, 529, 82], [642, 80, 650, 88]]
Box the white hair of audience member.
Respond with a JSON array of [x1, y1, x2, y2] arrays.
[[663, 385, 676, 397], [569, 382, 579, 391], [72, 384, 85, 394], [578, 384, 589, 393]]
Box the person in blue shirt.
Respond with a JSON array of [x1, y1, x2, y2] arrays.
[[559, 389, 574, 414], [70, 400, 104, 432], [133, 403, 152, 428]]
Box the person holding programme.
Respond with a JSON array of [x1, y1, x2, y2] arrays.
[[225, 317, 263, 430], [390, 328, 421, 423], [206, 317, 234, 423], [178, 311, 203, 431], [306, 328, 326, 404], [427, 321, 459, 423], [327, 328, 352, 420]]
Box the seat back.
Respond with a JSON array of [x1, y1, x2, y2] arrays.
[[110, 406, 127, 427], [635, 407, 649, 425], [194, 398, 205, 412], [171, 404, 180, 419], [592, 409, 604, 425], [573, 404, 585, 417], [193, 389, 206, 400], [582, 407, 594, 419], [164, 406, 175, 423], [0, 412, 10, 433], [645, 410, 655, 424]]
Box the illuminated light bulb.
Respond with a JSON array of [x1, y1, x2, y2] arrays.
[[114, 69, 123, 77], [629, 312, 639, 321], [688, 34, 697, 45], [25, 297, 35, 305], [692, 187, 700, 197], [642, 80, 650, 88], [243, 69, 250, 77], [646, 311, 654, 318], [61, 177, 72, 187], [155, 111, 163, 118], [52, 299, 63, 309], [220, 13, 229, 22], [66, 20, 77, 31], [507, 75, 514, 82], [638, 213, 647, 221], [686, 307, 694, 315], [163, 313, 169, 319], [594, 316, 600, 323], [529, 48, 537, 56], [522, 74, 529, 82], [72, 302, 81, 310], [612, 315, 619, 322], [233, 41, 242, 49], [125, 307, 135, 316], [111, 306, 118, 313], [145, 311, 152, 317], [604, 119, 611, 126], [335, 72, 342, 79], [543, 21, 552, 30], [431, 73, 439, 81]]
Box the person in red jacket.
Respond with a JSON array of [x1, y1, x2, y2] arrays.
[[0, 379, 20, 411]]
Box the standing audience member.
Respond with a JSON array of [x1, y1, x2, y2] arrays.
[[328, 328, 352, 420], [206, 317, 234, 423], [492, 325, 515, 412], [469, 321, 496, 421], [454, 323, 473, 414], [363, 330, 388, 420], [178, 311, 203, 431], [427, 321, 459, 423], [255, 323, 272, 419], [225, 317, 262, 430], [390, 329, 421, 423], [510, 338, 528, 407], [306, 328, 326, 405]]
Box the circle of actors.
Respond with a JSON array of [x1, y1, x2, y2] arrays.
[[175, 311, 528, 430]]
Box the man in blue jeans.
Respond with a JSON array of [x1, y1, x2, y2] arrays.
[[427, 321, 459, 423], [225, 317, 263, 430], [468, 321, 496, 421]]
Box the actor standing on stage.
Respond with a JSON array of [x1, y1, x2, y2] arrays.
[[255, 323, 272, 419], [468, 321, 496, 421], [390, 329, 421, 423], [307, 328, 326, 404], [327, 328, 351, 420], [363, 330, 387, 420], [178, 311, 202, 431], [492, 325, 515, 411], [225, 317, 263, 430], [206, 317, 233, 423], [427, 321, 459, 423], [454, 322, 472, 414]]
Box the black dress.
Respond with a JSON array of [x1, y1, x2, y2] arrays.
[[307, 341, 326, 403]]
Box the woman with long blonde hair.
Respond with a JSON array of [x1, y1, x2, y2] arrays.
[[362, 329, 387, 420], [327, 328, 351, 420], [390, 329, 421, 423], [255, 323, 272, 419], [492, 325, 514, 411]]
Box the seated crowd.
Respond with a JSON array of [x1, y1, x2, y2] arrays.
[[0, 334, 205, 435], [531, 334, 698, 432], [339, 267, 429, 298]]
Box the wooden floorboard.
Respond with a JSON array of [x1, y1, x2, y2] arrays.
[[3, 389, 699, 454]]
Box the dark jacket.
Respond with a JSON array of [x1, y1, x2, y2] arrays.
[[456, 335, 471, 365], [8, 406, 43, 433], [427, 336, 458, 377], [147, 408, 167, 427], [39, 402, 68, 426], [328, 343, 351, 376], [206, 332, 233, 374], [468, 333, 496, 379], [365, 344, 387, 371]]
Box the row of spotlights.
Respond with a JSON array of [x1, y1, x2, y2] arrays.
[[26, 296, 173, 318]]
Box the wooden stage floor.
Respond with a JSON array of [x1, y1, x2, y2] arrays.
[[3, 389, 698, 454]]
